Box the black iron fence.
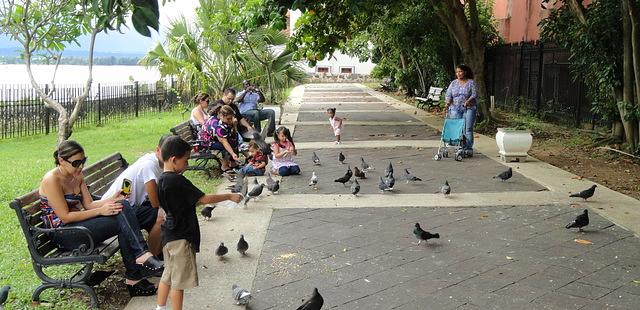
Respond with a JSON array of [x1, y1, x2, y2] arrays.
[[486, 41, 602, 129], [0, 79, 179, 139]]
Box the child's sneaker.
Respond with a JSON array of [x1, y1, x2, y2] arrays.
[[334, 141, 341, 145]]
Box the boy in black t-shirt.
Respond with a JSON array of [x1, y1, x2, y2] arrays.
[[155, 136, 242, 310]]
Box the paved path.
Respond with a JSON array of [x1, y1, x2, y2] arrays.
[[127, 84, 640, 310]]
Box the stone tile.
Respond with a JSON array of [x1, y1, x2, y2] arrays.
[[532, 291, 590, 309], [297, 111, 420, 122], [557, 281, 612, 300], [597, 289, 640, 308], [293, 124, 439, 142]]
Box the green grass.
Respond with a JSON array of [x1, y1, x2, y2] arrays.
[[0, 110, 222, 309]]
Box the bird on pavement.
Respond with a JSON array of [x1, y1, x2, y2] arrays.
[[215, 242, 228, 260], [244, 184, 265, 206], [493, 167, 513, 181], [441, 180, 451, 196], [231, 284, 253, 305], [338, 152, 346, 165], [296, 288, 324, 310], [309, 171, 318, 188], [335, 172, 352, 187], [353, 166, 366, 179], [237, 235, 249, 255], [200, 205, 216, 221], [312, 152, 321, 165], [386, 172, 395, 190], [267, 180, 280, 194], [252, 177, 259, 186], [413, 223, 440, 245], [266, 173, 276, 187], [360, 157, 372, 170], [403, 168, 422, 183], [0, 285, 10, 306], [232, 284, 252, 305], [384, 162, 394, 177], [227, 170, 245, 193], [569, 185, 597, 201], [378, 176, 391, 192], [351, 179, 360, 196], [566, 209, 589, 232]]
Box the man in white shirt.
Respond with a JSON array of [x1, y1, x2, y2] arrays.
[[104, 136, 168, 256]]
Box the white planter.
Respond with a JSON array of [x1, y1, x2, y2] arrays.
[[496, 128, 533, 162]]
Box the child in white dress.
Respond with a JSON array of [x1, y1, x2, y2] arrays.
[[326, 108, 344, 144]]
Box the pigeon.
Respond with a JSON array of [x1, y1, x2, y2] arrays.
[[338, 152, 345, 164], [215, 242, 228, 259], [493, 167, 513, 181], [266, 173, 276, 187], [252, 177, 259, 186], [440, 180, 451, 196], [200, 205, 216, 221], [351, 179, 360, 196], [312, 152, 321, 165], [267, 180, 280, 194], [227, 170, 245, 193], [378, 176, 390, 192], [232, 284, 252, 305], [384, 162, 394, 177], [241, 177, 248, 197], [244, 184, 265, 206], [413, 223, 440, 245], [566, 209, 589, 231], [237, 235, 249, 255], [296, 288, 324, 310], [385, 172, 395, 190], [309, 171, 319, 188], [360, 157, 371, 170], [403, 168, 422, 183], [334, 167, 352, 186], [0, 285, 9, 306], [353, 166, 366, 179], [569, 185, 597, 201]]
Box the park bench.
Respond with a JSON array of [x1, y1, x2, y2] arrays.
[[169, 120, 222, 171], [10, 153, 129, 308], [415, 86, 444, 110]]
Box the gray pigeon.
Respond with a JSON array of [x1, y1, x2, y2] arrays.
[[266, 173, 276, 187], [351, 179, 360, 196], [200, 205, 216, 221], [296, 288, 324, 310], [386, 172, 395, 190], [0, 285, 9, 306], [312, 152, 321, 165], [566, 209, 589, 231], [339, 152, 346, 164], [309, 171, 318, 188], [384, 162, 394, 177], [378, 176, 390, 192], [232, 284, 252, 305], [360, 157, 371, 170], [570, 185, 597, 201], [403, 168, 422, 183], [244, 184, 265, 206], [354, 166, 366, 179], [267, 180, 280, 194], [227, 170, 245, 193], [493, 167, 513, 181], [441, 180, 451, 196], [237, 235, 249, 255], [215, 242, 228, 259], [334, 166, 353, 186], [252, 177, 259, 186], [241, 177, 248, 197]]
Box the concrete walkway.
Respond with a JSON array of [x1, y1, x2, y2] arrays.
[[126, 83, 640, 310]]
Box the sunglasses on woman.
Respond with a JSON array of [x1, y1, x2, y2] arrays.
[[64, 156, 88, 168]]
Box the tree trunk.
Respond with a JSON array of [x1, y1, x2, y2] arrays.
[[621, 0, 638, 150], [266, 65, 275, 104], [627, 0, 640, 147]]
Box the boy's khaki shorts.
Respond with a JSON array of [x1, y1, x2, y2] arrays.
[[160, 239, 198, 290]]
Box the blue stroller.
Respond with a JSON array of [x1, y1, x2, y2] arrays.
[[434, 117, 466, 161]]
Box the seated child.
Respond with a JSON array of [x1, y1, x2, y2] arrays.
[[155, 135, 242, 310], [270, 126, 300, 176], [240, 141, 268, 176], [326, 107, 344, 144]]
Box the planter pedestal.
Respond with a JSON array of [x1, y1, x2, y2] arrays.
[[496, 128, 533, 162]]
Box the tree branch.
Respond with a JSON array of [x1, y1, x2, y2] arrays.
[[566, 0, 587, 25]]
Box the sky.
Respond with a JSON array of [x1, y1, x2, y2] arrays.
[[0, 0, 200, 55]]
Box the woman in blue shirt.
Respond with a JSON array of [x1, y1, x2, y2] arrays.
[[445, 64, 477, 156]]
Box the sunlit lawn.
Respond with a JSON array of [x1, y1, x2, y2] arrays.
[[0, 110, 222, 309]]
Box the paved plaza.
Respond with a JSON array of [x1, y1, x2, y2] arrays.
[[126, 84, 640, 310]]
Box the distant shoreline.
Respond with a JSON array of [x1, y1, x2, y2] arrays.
[[0, 64, 161, 84], [0, 56, 142, 66]]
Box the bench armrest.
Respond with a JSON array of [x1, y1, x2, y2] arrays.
[[31, 225, 96, 257]]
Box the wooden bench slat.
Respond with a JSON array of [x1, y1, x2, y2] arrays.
[[16, 191, 40, 208], [85, 161, 126, 188], [87, 167, 127, 197], [82, 153, 124, 177]]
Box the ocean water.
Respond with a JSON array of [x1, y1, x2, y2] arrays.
[[0, 64, 161, 85]]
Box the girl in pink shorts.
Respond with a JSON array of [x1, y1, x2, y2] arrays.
[[326, 108, 344, 144]]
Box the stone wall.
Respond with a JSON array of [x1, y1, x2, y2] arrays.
[[306, 73, 379, 83]]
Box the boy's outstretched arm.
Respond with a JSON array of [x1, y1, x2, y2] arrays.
[[198, 193, 243, 205]]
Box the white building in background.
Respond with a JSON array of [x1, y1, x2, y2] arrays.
[[287, 10, 376, 76]]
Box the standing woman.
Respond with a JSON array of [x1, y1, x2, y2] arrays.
[[39, 141, 164, 296], [445, 64, 477, 156], [190, 93, 210, 128]]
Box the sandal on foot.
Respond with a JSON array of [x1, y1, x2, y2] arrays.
[[127, 279, 157, 297], [140, 256, 164, 272]]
